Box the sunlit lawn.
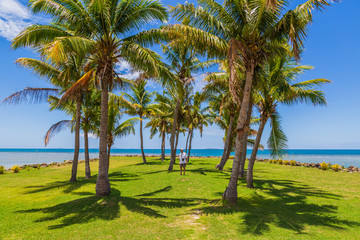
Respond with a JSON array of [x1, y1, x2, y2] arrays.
[[0, 156, 360, 239]]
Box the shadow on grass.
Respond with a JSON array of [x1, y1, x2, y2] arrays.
[[23, 171, 141, 194], [132, 161, 165, 166], [199, 179, 359, 235], [137, 186, 172, 197], [187, 168, 232, 176], [16, 189, 204, 230]]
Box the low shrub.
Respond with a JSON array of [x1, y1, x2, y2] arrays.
[[278, 159, 283, 165], [269, 160, 273, 163], [332, 164, 341, 172], [284, 160, 290, 165], [11, 165, 20, 173], [0, 166, 4, 174], [320, 162, 330, 170], [290, 160, 296, 166]]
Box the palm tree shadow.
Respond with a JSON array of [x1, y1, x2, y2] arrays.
[[136, 186, 172, 196], [199, 179, 360, 235], [16, 188, 203, 230], [23, 171, 140, 194], [23, 177, 97, 194]]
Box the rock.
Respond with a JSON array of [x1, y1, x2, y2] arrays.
[[65, 160, 72, 164], [352, 167, 358, 171]]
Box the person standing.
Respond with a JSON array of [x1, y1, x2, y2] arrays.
[[179, 148, 187, 175]]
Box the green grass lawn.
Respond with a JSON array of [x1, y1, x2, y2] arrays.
[[1, 157, 360, 240]]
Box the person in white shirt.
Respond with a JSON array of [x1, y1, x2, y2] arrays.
[[179, 148, 188, 175]]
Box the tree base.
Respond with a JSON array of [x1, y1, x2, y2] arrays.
[[222, 187, 237, 204], [96, 175, 111, 196], [168, 164, 174, 171], [216, 164, 224, 170], [70, 177, 77, 182]]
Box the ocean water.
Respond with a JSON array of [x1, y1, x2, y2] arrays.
[[0, 148, 360, 168]]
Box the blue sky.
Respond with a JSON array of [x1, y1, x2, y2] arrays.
[[0, 0, 359, 150]]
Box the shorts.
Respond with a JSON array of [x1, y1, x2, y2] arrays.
[[180, 163, 186, 168]]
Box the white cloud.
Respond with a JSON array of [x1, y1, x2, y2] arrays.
[[0, 0, 29, 18], [116, 59, 141, 80], [0, 0, 38, 41], [80, 133, 98, 139], [115, 59, 163, 91]]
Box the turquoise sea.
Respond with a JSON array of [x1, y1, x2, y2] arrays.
[[1, 148, 360, 168]]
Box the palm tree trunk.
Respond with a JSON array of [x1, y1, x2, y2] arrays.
[[95, 81, 111, 196], [175, 128, 180, 153], [217, 114, 235, 170], [247, 116, 267, 188], [223, 62, 255, 203], [185, 129, 191, 153], [238, 132, 248, 178], [70, 97, 81, 182], [187, 128, 193, 162], [139, 117, 147, 164], [161, 131, 165, 162], [238, 106, 253, 178], [168, 99, 180, 171], [107, 143, 112, 168], [84, 130, 91, 179], [222, 129, 244, 203]]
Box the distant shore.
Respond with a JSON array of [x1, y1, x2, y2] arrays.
[[1, 149, 360, 168], [2, 155, 360, 175]]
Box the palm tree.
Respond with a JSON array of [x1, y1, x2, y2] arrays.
[[2, 53, 87, 182], [185, 92, 212, 161], [246, 54, 331, 188], [146, 92, 173, 161], [119, 80, 155, 164], [81, 90, 102, 178], [203, 67, 238, 170], [12, 0, 169, 196], [160, 43, 217, 171], [46, 91, 100, 179], [171, 0, 338, 202]]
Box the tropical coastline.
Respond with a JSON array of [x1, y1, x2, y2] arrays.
[[2, 0, 360, 239], [1, 148, 360, 168]]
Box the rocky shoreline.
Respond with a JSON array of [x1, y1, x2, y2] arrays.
[[1, 155, 359, 174], [257, 159, 360, 173]]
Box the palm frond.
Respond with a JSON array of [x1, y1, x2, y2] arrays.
[[44, 120, 72, 146], [2, 87, 60, 105], [267, 111, 288, 157]]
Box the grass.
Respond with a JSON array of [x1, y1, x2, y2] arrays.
[[0, 156, 360, 240]]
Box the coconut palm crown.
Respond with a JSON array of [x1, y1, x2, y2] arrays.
[[11, 0, 170, 196]]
